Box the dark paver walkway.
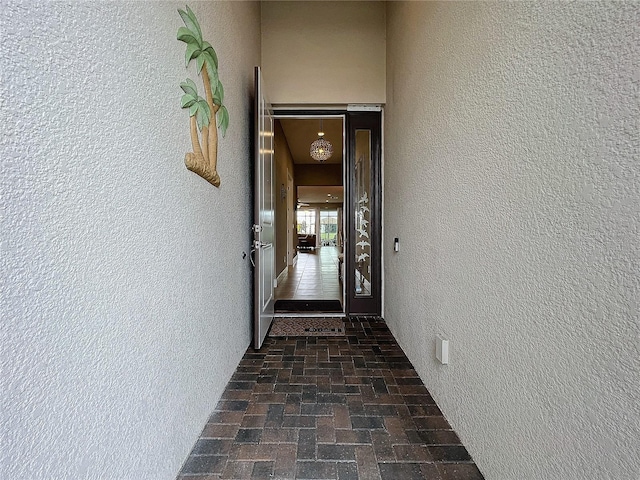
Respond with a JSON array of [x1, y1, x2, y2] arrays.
[[178, 317, 484, 480]]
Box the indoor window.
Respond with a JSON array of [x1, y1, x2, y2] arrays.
[[296, 210, 316, 234]]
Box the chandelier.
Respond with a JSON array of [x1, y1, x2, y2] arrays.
[[310, 119, 333, 162]]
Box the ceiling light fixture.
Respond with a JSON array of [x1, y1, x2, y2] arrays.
[[310, 119, 333, 162]]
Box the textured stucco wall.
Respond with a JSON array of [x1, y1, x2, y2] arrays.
[[261, 1, 386, 105], [385, 2, 639, 479], [1, 1, 260, 478]]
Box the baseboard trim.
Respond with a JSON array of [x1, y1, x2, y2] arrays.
[[276, 267, 288, 287]]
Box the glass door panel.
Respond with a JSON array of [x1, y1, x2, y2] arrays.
[[354, 130, 372, 297], [346, 112, 381, 315], [320, 210, 338, 246]]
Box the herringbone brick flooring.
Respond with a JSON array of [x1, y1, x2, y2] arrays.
[[177, 317, 483, 480]]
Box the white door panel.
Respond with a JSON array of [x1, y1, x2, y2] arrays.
[[253, 67, 275, 349]]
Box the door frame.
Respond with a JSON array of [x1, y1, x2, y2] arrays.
[[273, 109, 383, 316], [274, 111, 347, 309], [286, 169, 295, 266]]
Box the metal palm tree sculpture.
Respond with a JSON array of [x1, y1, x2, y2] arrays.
[[177, 5, 229, 187]]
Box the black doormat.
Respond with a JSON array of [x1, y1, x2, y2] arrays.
[[275, 299, 343, 312]]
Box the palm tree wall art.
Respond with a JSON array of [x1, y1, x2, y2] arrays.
[[177, 5, 229, 187]]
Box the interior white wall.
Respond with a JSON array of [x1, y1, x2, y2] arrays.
[[261, 1, 386, 105], [384, 2, 639, 479], [1, 1, 260, 478]]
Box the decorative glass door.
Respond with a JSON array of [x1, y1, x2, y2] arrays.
[[320, 210, 338, 246], [346, 112, 381, 315]]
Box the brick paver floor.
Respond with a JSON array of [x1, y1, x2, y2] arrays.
[[177, 317, 484, 480]]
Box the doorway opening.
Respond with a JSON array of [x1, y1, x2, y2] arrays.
[[252, 69, 381, 347], [272, 114, 346, 314]]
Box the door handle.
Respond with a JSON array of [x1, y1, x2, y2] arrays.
[[249, 241, 272, 268]]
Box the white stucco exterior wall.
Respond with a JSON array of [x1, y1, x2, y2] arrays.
[[261, 1, 386, 105], [1, 1, 260, 478], [384, 2, 639, 479]]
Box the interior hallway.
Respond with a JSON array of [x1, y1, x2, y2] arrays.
[[177, 317, 483, 480], [275, 247, 343, 302]]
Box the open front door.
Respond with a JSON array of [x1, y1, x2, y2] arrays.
[[253, 67, 275, 349]]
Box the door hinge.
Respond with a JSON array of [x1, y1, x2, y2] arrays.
[[252, 224, 262, 233]]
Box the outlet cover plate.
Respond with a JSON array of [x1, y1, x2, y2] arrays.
[[436, 335, 449, 365]]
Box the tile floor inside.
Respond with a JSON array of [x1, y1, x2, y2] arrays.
[[177, 317, 484, 480], [275, 247, 342, 302]]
